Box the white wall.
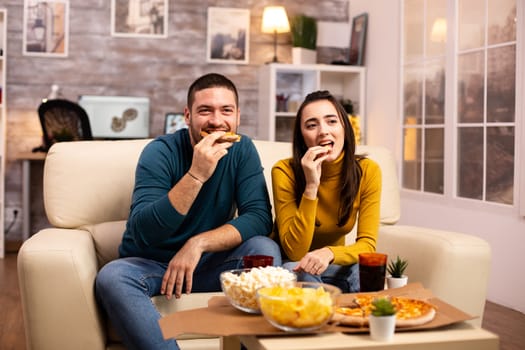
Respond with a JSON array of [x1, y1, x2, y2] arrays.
[[351, 0, 525, 314], [349, 1, 401, 153]]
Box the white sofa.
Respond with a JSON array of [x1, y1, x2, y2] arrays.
[[17, 138, 491, 350]]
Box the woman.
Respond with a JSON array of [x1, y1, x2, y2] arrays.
[[271, 90, 381, 293]]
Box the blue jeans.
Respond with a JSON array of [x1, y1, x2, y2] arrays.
[[282, 261, 360, 293], [95, 236, 281, 350]]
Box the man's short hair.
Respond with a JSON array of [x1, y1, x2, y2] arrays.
[[187, 73, 239, 109]]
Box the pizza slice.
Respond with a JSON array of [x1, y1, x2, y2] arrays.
[[390, 297, 437, 327], [333, 296, 436, 328], [331, 306, 368, 327], [200, 130, 241, 143]]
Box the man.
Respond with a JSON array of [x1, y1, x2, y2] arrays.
[[96, 73, 281, 349]]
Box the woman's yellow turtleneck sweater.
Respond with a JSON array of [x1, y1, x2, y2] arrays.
[[271, 152, 382, 265]]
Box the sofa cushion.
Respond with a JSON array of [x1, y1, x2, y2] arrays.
[[356, 145, 400, 224], [250, 140, 292, 212], [84, 221, 127, 268], [44, 139, 152, 228]]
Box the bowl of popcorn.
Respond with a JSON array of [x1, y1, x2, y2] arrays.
[[220, 266, 296, 314], [256, 282, 341, 332]]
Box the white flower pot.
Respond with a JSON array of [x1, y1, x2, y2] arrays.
[[369, 314, 396, 341], [386, 275, 408, 289], [292, 47, 317, 64]]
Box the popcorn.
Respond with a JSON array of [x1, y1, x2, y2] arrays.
[[220, 266, 296, 312]]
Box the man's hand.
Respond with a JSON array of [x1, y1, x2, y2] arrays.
[[293, 247, 334, 275], [160, 225, 242, 299], [189, 131, 233, 182], [160, 238, 203, 299]]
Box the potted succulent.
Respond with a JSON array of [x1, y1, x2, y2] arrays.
[[290, 14, 317, 64], [386, 256, 409, 289], [369, 297, 397, 341]]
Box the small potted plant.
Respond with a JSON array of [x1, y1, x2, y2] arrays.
[[386, 256, 409, 289], [290, 14, 317, 64], [369, 297, 397, 341]]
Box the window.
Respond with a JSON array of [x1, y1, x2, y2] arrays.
[[401, 0, 518, 206], [402, 0, 447, 194], [456, 0, 516, 204]]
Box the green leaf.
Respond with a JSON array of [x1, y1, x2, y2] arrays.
[[371, 297, 397, 316], [290, 15, 317, 49], [387, 255, 408, 278]]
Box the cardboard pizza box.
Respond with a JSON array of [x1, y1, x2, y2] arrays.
[[159, 282, 475, 340]]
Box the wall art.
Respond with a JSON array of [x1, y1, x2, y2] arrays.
[[165, 112, 187, 134], [206, 7, 250, 64], [23, 0, 69, 57], [112, 0, 168, 38], [348, 12, 368, 65]]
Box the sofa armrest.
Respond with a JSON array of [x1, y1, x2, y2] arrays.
[[17, 228, 106, 350], [377, 225, 491, 327]]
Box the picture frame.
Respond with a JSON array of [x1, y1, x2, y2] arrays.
[[206, 7, 250, 64], [165, 112, 187, 134], [111, 0, 168, 38], [348, 13, 368, 66], [23, 0, 69, 57]]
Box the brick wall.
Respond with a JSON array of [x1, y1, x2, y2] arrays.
[[2, 0, 348, 239]]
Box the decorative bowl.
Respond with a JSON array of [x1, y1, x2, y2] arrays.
[[256, 282, 341, 332], [220, 266, 296, 313]]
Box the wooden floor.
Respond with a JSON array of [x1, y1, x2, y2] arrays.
[[1, 251, 525, 349]]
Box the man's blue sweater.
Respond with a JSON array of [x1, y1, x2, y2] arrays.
[[119, 129, 273, 262]]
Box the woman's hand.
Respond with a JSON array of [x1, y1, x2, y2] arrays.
[[301, 146, 331, 199], [293, 247, 334, 275]]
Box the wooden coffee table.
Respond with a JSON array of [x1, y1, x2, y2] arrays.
[[235, 322, 498, 350]]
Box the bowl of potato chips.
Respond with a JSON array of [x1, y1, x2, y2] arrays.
[[220, 266, 296, 313], [256, 282, 341, 332]]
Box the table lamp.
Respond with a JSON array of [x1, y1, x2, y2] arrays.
[[261, 6, 290, 63]]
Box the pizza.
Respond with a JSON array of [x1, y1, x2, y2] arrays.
[[200, 130, 241, 143], [332, 295, 436, 328]]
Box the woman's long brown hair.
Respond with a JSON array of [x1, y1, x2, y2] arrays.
[[291, 90, 363, 226]]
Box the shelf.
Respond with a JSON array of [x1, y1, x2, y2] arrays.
[[275, 112, 296, 117], [257, 63, 366, 142]]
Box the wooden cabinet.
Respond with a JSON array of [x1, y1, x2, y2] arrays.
[[0, 9, 6, 258], [257, 63, 366, 142]]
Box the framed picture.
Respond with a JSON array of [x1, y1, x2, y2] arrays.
[[111, 0, 168, 38], [206, 7, 250, 64], [348, 13, 368, 66], [165, 112, 187, 134], [23, 0, 69, 57]]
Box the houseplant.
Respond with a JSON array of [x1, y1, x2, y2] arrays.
[[386, 256, 409, 289], [369, 297, 397, 341], [290, 14, 317, 64]]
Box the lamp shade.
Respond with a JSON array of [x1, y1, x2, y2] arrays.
[[261, 6, 290, 34], [431, 17, 447, 42]]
